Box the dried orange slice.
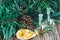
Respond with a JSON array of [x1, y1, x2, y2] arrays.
[[16, 29, 36, 40]]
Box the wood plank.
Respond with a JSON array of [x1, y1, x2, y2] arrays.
[[57, 23, 60, 37], [32, 24, 60, 40], [43, 33, 50, 40], [52, 25, 60, 40]]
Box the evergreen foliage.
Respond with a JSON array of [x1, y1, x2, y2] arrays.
[[0, 0, 60, 40]]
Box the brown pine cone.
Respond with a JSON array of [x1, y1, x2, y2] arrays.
[[20, 15, 34, 29], [21, 15, 32, 23]]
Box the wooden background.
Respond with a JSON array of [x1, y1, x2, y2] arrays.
[[31, 23, 60, 40]]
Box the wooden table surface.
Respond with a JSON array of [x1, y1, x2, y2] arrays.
[[1, 23, 60, 40], [31, 24, 60, 40]]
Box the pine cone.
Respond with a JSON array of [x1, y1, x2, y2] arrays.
[[21, 15, 34, 28], [21, 15, 32, 23]]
